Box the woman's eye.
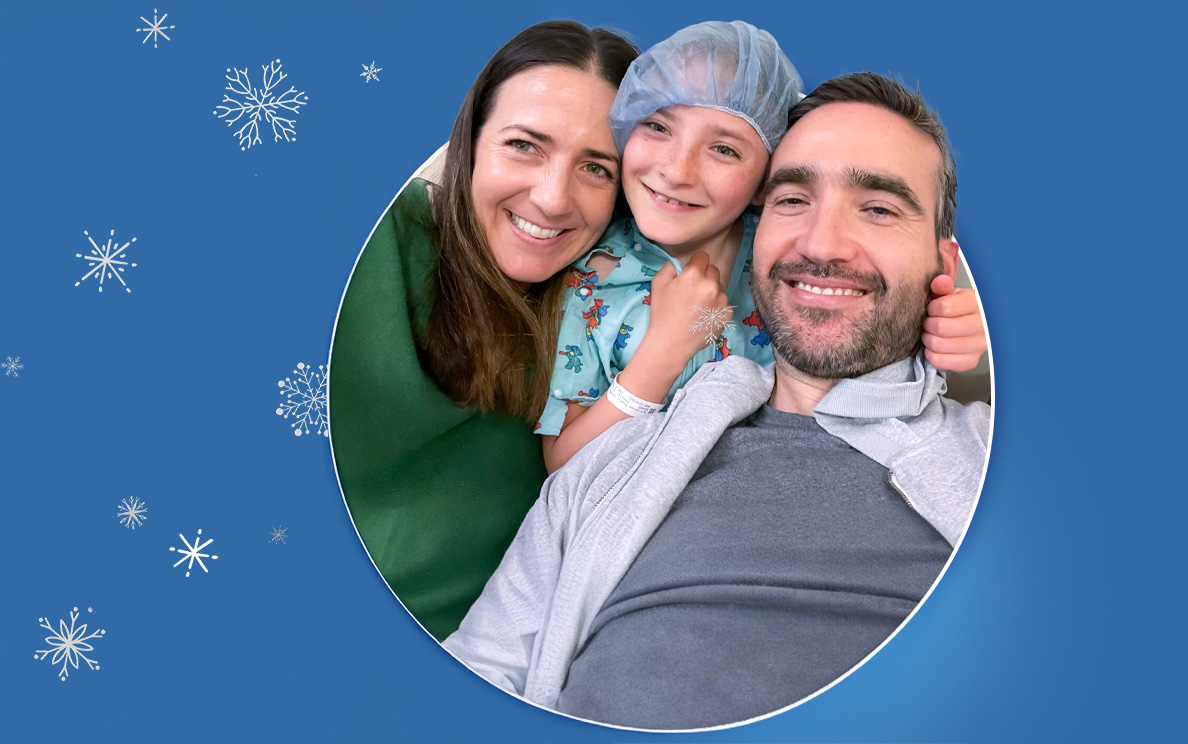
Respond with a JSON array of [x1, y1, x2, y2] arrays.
[[508, 139, 533, 152], [585, 162, 614, 179], [712, 145, 740, 158], [643, 120, 667, 134]]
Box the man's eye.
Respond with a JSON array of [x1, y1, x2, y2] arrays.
[[866, 206, 897, 218]]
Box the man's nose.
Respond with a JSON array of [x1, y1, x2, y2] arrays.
[[530, 165, 575, 218], [796, 202, 858, 264]]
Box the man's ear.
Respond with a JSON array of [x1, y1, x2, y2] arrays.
[[939, 237, 959, 281]]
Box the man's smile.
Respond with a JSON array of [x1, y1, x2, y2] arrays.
[[792, 281, 867, 297]]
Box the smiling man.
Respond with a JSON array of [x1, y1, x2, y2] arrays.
[[444, 72, 992, 730]]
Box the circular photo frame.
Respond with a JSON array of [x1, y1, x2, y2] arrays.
[[328, 20, 993, 733]]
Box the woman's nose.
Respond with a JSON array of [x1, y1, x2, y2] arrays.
[[530, 165, 575, 218]]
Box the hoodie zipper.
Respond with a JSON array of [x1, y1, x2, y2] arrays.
[[887, 472, 917, 513], [589, 388, 688, 511]]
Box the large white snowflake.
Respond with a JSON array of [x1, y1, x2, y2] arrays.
[[360, 61, 382, 83], [169, 529, 219, 577], [2, 356, 21, 377], [277, 362, 328, 437], [270, 525, 287, 545], [117, 496, 148, 529], [689, 304, 737, 343], [213, 60, 309, 151], [75, 229, 138, 293], [35, 607, 105, 681], [135, 9, 175, 48]]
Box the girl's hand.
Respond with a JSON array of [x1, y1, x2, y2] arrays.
[[644, 252, 731, 363], [922, 274, 987, 372]]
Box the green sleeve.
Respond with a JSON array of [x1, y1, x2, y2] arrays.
[[329, 178, 547, 640]]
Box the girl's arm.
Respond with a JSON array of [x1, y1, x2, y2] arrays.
[[542, 252, 728, 473], [922, 274, 988, 372]]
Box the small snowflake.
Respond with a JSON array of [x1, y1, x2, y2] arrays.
[[270, 525, 287, 545], [135, 9, 175, 48], [35, 607, 105, 681], [169, 529, 218, 577], [117, 496, 148, 529], [359, 61, 382, 83], [75, 229, 138, 294], [276, 362, 328, 438], [214, 60, 309, 151], [2, 356, 21, 377], [689, 304, 737, 343]]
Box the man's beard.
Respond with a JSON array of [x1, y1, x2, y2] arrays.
[[751, 258, 937, 380]]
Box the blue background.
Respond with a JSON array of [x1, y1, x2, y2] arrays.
[[1, 1, 1181, 741]]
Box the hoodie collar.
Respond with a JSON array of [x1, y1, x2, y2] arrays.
[[813, 350, 947, 420]]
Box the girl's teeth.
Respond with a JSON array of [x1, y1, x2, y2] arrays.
[[511, 214, 564, 239], [794, 281, 866, 297], [654, 192, 690, 206]]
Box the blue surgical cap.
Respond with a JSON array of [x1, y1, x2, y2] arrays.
[[608, 20, 803, 154]]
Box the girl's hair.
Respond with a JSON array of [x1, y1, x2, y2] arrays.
[[607, 20, 802, 154], [420, 21, 639, 420]]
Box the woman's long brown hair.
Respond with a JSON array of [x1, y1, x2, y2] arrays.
[[419, 21, 638, 421]]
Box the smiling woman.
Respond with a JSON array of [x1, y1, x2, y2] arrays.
[[470, 66, 621, 285], [329, 22, 639, 641]]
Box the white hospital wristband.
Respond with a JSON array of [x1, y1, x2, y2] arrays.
[[606, 378, 665, 417]]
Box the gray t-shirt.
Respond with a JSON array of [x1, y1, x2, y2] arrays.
[[555, 405, 953, 729]]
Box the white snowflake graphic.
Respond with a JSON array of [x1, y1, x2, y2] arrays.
[[2, 356, 21, 377], [360, 61, 382, 83], [75, 229, 138, 294], [169, 529, 219, 577], [270, 525, 287, 545], [214, 60, 309, 151], [689, 304, 737, 343], [117, 496, 148, 529], [276, 362, 328, 437], [35, 607, 105, 681], [135, 9, 175, 48]]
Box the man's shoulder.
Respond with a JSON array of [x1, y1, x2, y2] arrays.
[[933, 393, 992, 445], [684, 354, 774, 387], [550, 357, 775, 511], [815, 353, 991, 464]]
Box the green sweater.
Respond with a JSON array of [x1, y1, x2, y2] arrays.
[[330, 178, 547, 640]]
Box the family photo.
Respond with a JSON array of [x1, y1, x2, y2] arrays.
[[331, 18, 992, 731]]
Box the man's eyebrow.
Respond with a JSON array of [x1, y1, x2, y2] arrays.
[[765, 165, 818, 195], [500, 125, 618, 166], [846, 168, 924, 215]]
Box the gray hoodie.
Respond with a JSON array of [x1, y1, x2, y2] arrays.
[[443, 353, 991, 709]]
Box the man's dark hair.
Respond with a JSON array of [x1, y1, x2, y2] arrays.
[[787, 72, 956, 240]]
